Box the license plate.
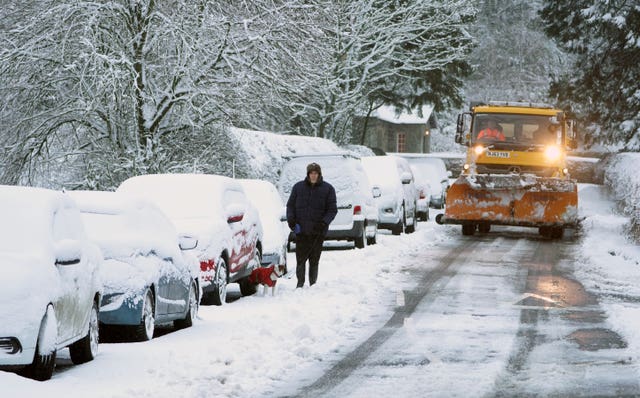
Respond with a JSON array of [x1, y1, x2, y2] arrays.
[[486, 151, 510, 158]]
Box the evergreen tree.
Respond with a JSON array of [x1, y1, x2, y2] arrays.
[[540, 0, 640, 149]]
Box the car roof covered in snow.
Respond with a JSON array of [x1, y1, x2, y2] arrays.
[[117, 173, 242, 219], [0, 185, 81, 254]]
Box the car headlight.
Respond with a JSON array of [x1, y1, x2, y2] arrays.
[[544, 145, 562, 161], [100, 293, 125, 311]]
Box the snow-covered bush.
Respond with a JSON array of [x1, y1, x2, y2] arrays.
[[601, 153, 640, 240]]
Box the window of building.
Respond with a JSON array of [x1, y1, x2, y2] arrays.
[[397, 133, 406, 153]]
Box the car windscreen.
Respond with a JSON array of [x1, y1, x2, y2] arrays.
[[0, 198, 53, 255], [80, 212, 176, 259]]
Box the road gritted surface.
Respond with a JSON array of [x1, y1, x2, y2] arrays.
[[286, 240, 480, 398], [286, 228, 639, 398]]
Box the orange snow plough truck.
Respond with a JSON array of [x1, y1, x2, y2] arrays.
[[436, 101, 579, 238]]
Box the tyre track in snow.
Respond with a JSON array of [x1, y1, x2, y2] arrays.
[[286, 239, 482, 398], [491, 234, 640, 397]]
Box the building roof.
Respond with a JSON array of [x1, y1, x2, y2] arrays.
[[371, 105, 434, 125]]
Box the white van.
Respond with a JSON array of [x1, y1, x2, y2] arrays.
[[278, 153, 378, 249], [361, 156, 418, 235]]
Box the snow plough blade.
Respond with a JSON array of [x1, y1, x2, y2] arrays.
[[440, 174, 578, 227]]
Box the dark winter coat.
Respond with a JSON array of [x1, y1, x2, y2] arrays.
[[286, 176, 337, 237]]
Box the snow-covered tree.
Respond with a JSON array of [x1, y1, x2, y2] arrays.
[[0, 0, 477, 186], [241, 0, 476, 144], [463, 0, 568, 103], [0, 0, 294, 188], [540, 0, 640, 150]]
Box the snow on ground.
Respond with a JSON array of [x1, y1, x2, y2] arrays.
[[0, 221, 449, 398], [601, 153, 640, 226], [574, 182, 640, 374]]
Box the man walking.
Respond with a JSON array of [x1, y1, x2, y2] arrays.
[[286, 162, 337, 288]]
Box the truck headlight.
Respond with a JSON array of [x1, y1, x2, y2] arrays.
[[473, 145, 485, 155], [544, 145, 561, 161]]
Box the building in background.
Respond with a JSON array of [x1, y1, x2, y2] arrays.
[[352, 105, 438, 154]]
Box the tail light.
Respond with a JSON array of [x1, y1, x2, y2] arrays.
[[200, 259, 215, 281], [353, 205, 362, 215], [419, 190, 426, 199]]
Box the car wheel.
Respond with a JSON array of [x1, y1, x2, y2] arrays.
[[23, 305, 57, 381], [239, 249, 260, 296], [478, 223, 491, 234], [210, 257, 228, 305], [354, 224, 366, 249], [175, 281, 198, 329], [405, 210, 416, 234], [69, 300, 99, 364], [27, 344, 57, 382], [133, 289, 155, 341]]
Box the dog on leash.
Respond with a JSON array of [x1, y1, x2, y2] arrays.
[[248, 264, 287, 296]]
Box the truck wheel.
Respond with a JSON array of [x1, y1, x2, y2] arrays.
[[539, 226, 551, 238], [478, 223, 491, 233], [550, 227, 564, 239], [462, 224, 475, 236]]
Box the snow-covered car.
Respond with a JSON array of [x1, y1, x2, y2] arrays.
[[117, 174, 263, 306], [277, 153, 378, 249], [0, 186, 102, 381], [68, 191, 200, 341], [238, 179, 289, 269], [398, 155, 450, 209], [361, 156, 417, 235]]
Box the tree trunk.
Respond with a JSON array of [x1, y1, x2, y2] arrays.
[[360, 101, 375, 145]]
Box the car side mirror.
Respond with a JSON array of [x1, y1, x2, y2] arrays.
[[178, 235, 198, 250], [566, 120, 578, 150], [372, 186, 382, 198], [54, 239, 82, 266], [400, 172, 412, 185]]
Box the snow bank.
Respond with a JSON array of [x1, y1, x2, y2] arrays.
[[600, 153, 640, 239]]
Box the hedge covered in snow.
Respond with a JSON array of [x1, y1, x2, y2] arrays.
[[600, 153, 640, 239]]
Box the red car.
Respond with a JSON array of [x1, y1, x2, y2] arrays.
[[117, 174, 264, 305]]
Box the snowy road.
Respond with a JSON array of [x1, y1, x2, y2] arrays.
[[288, 227, 639, 397], [4, 184, 640, 397]]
